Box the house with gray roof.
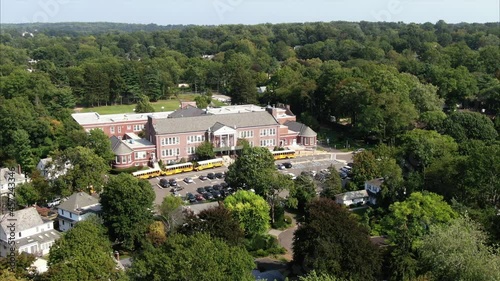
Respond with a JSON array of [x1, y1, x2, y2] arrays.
[[335, 190, 370, 206], [0, 207, 60, 257], [284, 121, 317, 147], [36, 157, 72, 180], [365, 178, 384, 205], [57, 192, 101, 232]]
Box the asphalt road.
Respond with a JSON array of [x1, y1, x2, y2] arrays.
[[149, 151, 353, 209]]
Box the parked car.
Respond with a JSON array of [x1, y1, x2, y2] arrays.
[[205, 186, 214, 193], [212, 184, 222, 191], [211, 190, 222, 199], [169, 179, 177, 186], [195, 194, 205, 201], [353, 148, 365, 154], [215, 172, 224, 179], [184, 177, 193, 183], [186, 193, 196, 203], [283, 162, 293, 168], [276, 163, 285, 170], [198, 175, 208, 181], [207, 172, 216, 179], [220, 182, 228, 188], [203, 192, 214, 200], [159, 179, 169, 188], [47, 197, 61, 208], [171, 186, 184, 192], [286, 173, 296, 180], [197, 187, 206, 194]]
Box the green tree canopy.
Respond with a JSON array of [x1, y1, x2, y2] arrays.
[[224, 190, 270, 237], [134, 94, 155, 113], [100, 173, 155, 250], [442, 111, 498, 142], [44, 217, 127, 281], [293, 198, 382, 280], [129, 233, 255, 281], [85, 129, 115, 162], [194, 140, 215, 160]]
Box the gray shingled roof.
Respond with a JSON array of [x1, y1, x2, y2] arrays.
[[1, 207, 44, 233], [57, 192, 100, 213], [168, 106, 208, 118], [284, 121, 317, 137], [336, 190, 369, 201], [154, 111, 279, 134], [110, 136, 134, 155]]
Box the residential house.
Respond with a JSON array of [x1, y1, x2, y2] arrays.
[[57, 192, 101, 232], [0, 207, 60, 257], [36, 157, 72, 180], [0, 167, 30, 196], [335, 190, 370, 206], [365, 178, 384, 205]]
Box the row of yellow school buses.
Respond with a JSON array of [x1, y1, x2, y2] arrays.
[[132, 149, 296, 179]]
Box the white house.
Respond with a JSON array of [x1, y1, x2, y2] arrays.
[[0, 207, 60, 257], [57, 192, 101, 232], [36, 157, 72, 180], [0, 167, 30, 196], [335, 190, 370, 206], [364, 178, 384, 205]]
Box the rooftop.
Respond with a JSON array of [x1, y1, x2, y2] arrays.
[[111, 134, 155, 155], [284, 121, 317, 137], [206, 104, 266, 115], [57, 192, 101, 214], [153, 111, 279, 135], [1, 207, 45, 234], [72, 111, 172, 126], [365, 178, 384, 187], [335, 190, 369, 201]]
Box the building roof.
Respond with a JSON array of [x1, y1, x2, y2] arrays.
[[206, 104, 266, 115], [168, 106, 208, 118], [365, 178, 384, 187], [153, 111, 279, 135], [284, 121, 317, 137], [335, 190, 369, 201], [16, 229, 60, 250], [1, 207, 44, 233], [57, 192, 101, 214], [111, 135, 154, 155], [183, 202, 219, 215], [72, 111, 172, 126], [0, 167, 28, 185]]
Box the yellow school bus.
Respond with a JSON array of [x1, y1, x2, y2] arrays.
[[271, 149, 296, 160], [132, 168, 162, 179], [162, 162, 194, 176], [194, 158, 224, 171]]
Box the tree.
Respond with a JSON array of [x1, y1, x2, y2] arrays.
[[320, 166, 343, 199], [381, 192, 457, 280], [266, 171, 294, 224], [194, 141, 215, 160], [129, 233, 255, 281], [419, 216, 500, 281], [0, 252, 35, 280], [224, 190, 270, 237], [177, 205, 245, 246], [442, 111, 498, 142], [44, 217, 127, 281], [6, 129, 36, 172], [351, 150, 380, 187], [288, 173, 317, 211], [293, 198, 381, 280], [100, 173, 155, 250], [145, 221, 167, 247], [85, 129, 115, 162], [194, 94, 212, 109], [134, 94, 155, 113], [158, 195, 183, 231], [14, 183, 39, 207], [60, 146, 110, 193], [225, 146, 275, 195], [299, 271, 350, 281]]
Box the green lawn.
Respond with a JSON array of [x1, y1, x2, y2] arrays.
[[75, 94, 202, 114]]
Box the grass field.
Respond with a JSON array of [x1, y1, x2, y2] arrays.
[[75, 93, 227, 115]]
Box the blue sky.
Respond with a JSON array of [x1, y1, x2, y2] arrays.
[[1, 0, 498, 25]]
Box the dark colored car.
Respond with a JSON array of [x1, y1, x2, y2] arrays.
[[159, 179, 169, 188], [283, 162, 293, 168], [215, 172, 224, 179], [207, 172, 215, 179], [169, 179, 177, 186], [186, 193, 196, 203], [212, 184, 221, 191], [195, 194, 205, 201], [211, 190, 222, 199], [199, 175, 208, 181], [197, 187, 206, 194], [220, 182, 228, 188], [203, 192, 214, 200], [205, 186, 214, 193]]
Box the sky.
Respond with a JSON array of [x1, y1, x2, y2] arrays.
[[1, 0, 498, 25]]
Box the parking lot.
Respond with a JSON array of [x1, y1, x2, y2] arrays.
[[149, 152, 352, 210]]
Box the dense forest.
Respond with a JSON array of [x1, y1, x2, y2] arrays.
[[0, 21, 499, 280]]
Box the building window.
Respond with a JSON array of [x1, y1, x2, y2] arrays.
[[128, 155, 132, 163], [62, 221, 65, 225], [260, 139, 276, 147], [118, 126, 121, 133], [110, 126, 115, 133], [133, 125, 141, 131], [70, 213, 72, 218], [135, 152, 146, 159], [239, 130, 254, 138], [19, 232, 21, 238], [260, 128, 276, 137], [187, 147, 196, 154]]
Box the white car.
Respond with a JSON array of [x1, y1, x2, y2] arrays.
[[287, 173, 297, 180], [183, 177, 193, 183], [47, 198, 61, 208]]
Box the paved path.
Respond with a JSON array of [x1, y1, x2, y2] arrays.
[[268, 212, 298, 261]]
